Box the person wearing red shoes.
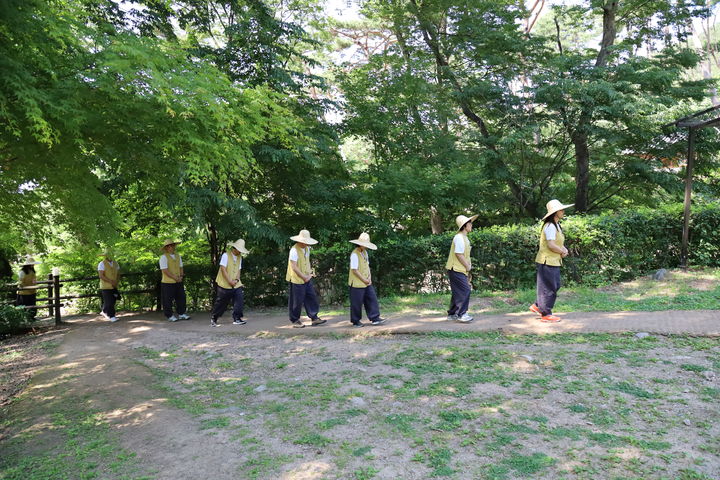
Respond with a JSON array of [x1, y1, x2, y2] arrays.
[[348, 232, 386, 328], [530, 199, 573, 323]]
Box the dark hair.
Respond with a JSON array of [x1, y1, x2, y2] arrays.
[[542, 216, 562, 233], [20, 265, 35, 275]]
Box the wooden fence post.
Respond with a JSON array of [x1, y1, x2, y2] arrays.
[[47, 273, 53, 318], [53, 272, 61, 325]]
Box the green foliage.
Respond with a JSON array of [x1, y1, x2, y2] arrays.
[[0, 304, 32, 336]]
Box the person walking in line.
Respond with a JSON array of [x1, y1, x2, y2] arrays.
[[159, 239, 190, 322], [446, 214, 478, 323], [286, 229, 326, 328], [348, 232, 386, 328], [98, 250, 121, 323], [16, 256, 41, 319], [530, 199, 573, 323], [210, 239, 249, 327]]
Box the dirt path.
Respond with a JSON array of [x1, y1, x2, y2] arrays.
[[2, 308, 718, 479]]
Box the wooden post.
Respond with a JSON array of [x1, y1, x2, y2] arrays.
[[680, 127, 696, 268], [53, 273, 61, 325], [47, 273, 53, 318]]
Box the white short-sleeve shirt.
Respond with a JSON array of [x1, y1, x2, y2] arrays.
[[159, 253, 183, 269], [97, 260, 120, 271], [544, 223, 558, 241], [349, 251, 369, 269], [219, 252, 241, 269], [289, 247, 309, 262], [453, 234, 467, 254]]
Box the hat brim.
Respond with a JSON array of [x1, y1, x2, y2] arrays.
[[350, 240, 377, 250], [290, 235, 318, 245], [21, 261, 41, 266], [458, 214, 479, 231], [161, 242, 181, 250], [542, 203, 574, 221], [229, 245, 250, 255]]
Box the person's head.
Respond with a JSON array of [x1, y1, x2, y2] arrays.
[[163, 243, 177, 254], [542, 200, 573, 226], [230, 247, 240, 256], [454, 214, 478, 234], [21, 264, 34, 274], [350, 232, 377, 252], [289, 230, 318, 248], [296, 242, 307, 249], [20, 256, 40, 274]]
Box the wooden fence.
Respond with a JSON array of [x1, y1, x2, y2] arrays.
[[1, 273, 160, 326]]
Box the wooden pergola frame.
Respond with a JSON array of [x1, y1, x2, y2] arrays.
[[664, 104, 720, 268]]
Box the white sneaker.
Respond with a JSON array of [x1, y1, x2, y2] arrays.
[[456, 314, 474, 323], [177, 314, 191, 320], [168, 315, 178, 322], [100, 311, 109, 319], [109, 317, 118, 323]]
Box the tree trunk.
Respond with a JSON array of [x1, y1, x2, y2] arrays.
[[571, 130, 590, 212], [430, 206, 443, 234]]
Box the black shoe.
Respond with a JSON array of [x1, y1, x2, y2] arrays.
[[233, 319, 247, 325], [370, 318, 386, 325], [310, 317, 327, 326], [210, 319, 219, 327], [351, 322, 365, 328], [292, 321, 305, 328]]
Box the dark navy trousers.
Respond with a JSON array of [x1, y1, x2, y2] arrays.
[[349, 285, 380, 325], [100, 289, 117, 318], [536, 263, 561, 315], [447, 270, 471, 317], [211, 286, 244, 321], [288, 281, 320, 323], [161, 282, 187, 318]]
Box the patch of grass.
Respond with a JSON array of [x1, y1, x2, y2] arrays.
[[677, 468, 713, 480], [317, 417, 348, 430], [384, 413, 419, 434], [699, 386, 720, 402], [353, 466, 380, 479], [611, 381, 658, 399], [435, 409, 479, 431], [200, 416, 230, 430], [295, 432, 332, 447], [680, 363, 706, 373], [501, 452, 556, 475], [241, 453, 292, 480]]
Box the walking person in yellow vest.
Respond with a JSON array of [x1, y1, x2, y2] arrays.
[[446, 214, 478, 323], [16, 256, 41, 319], [348, 233, 386, 328], [210, 239, 249, 327], [529, 200, 573, 323], [98, 250, 121, 323], [159, 239, 190, 322], [286, 229, 326, 328]]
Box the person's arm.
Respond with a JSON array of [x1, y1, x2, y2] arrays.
[[351, 268, 371, 285], [454, 253, 471, 271], [219, 266, 237, 287], [546, 240, 568, 256]]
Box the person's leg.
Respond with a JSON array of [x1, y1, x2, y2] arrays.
[[289, 283, 304, 323], [303, 280, 320, 320], [27, 294, 37, 319], [363, 285, 381, 321], [536, 265, 558, 316], [176, 283, 187, 315], [211, 287, 233, 320], [105, 290, 116, 318], [349, 286, 364, 324], [161, 283, 174, 318], [456, 274, 471, 317], [447, 271, 466, 316], [232, 287, 244, 321]]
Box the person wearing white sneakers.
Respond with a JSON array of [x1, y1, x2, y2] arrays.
[[446, 214, 478, 323], [348, 232, 386, 328], [286, 229, 325, 328], [529, 199, 573, 323], [98, 250, 121, 323], [210, 239, 249, 327], [159, 239, 190, 322]]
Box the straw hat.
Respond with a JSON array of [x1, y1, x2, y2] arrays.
[[455, 214, 478, 231], [98, 249, 114, 258], [161, 239, 181, 250], [289, 229, 318, 245], [349, 232, 377, 250], [20, 255, 41, 266], [228, 239, 250, 255], [542, 199, 574, 221]]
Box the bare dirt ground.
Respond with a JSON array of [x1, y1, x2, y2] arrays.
[[1, 310, 719, 480]]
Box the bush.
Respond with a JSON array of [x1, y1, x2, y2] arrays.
[[0, 304, 33, 336]]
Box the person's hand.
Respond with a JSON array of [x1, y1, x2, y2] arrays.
[[364, 278, 371, 286], [230, 279, 237, 287]]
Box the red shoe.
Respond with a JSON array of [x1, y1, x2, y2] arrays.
[[540, 314, 561, 323], [529, 304, 541, 316]]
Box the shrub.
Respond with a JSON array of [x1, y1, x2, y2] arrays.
[[0, 304, 33, 336]]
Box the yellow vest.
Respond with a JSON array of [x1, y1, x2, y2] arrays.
[[535, 223, 565, 266], [286, 245, 311, 284], [100, 260, 119, 290], [445, 234, 471, 275], [161, 253, 182, 284], [348, 248, 371, 288], [216, 252, 243, 289], [17, 271, 36, 295]]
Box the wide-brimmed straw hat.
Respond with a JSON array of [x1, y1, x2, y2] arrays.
[[542, 199, 574, 221], [228, 239, 250, 255], [161, 239, 181, 250], [455, 214, 478, 231], [98, 249, 115, 258], [20, 255, 41, 266], [349, 232, 377, 250], [289, 229, 318, 245]]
